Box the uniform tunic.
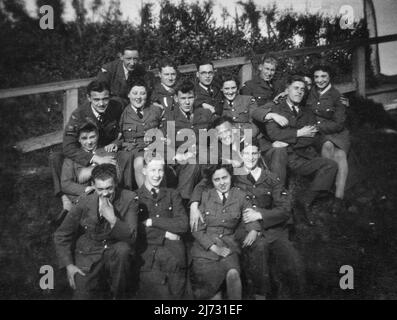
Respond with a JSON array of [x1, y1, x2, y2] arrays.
[[240, 76, 283, 106], [193, 83, 223, 115], [136, 186, 189, 299], [306, 85, 350, 153], [118, 103, 163, 155], [221, 94, 259, 138], [191, 187, 261, 299], [151, 82, 176, 110], [234, 169, 304, 297], [54, 189, 138, 299]]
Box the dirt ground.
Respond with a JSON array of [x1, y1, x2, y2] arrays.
[[1, 106, 397, 300]]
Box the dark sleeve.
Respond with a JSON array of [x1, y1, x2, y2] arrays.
[[257, 180, 291, 229], [152, 190, 189, 234], [318, 92, 346, 134], [191, 194, 214, 250], [63, 112, 93, 166], [60, 159, 87, 197], [189, 176, 208, 204], [251, 101, 273, 123], [53, 202, 83, 268], [109, 196, 139, 245], [240, 192, 261, 232], [240, 82, 252, 96], [265, 120, 298, 144], [97, 63, 112, 87]]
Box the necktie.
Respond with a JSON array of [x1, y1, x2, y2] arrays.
[[185, 111, 191, 121], [97, 113, 104, 123], [247, 173, 257, 185], [222, 193, 227, 205], [151, 188, 158, 199], [292, 106, 298, 117], [137, 109, 143, 119], [208, 87, 213, 97], [228, 101, 233, 108]]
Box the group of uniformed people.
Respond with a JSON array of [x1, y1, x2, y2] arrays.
[[52, 45, 352, 300]]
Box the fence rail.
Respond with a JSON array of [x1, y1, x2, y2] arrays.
[[1, 33, 397, 153]]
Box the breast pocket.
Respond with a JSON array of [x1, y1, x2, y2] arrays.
[[123, 124, 137, 140], [237, 109, 250, 122]]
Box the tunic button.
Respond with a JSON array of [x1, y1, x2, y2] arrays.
[[155, 203, 158, 207], [128, 128, 132, 131], [252, 195, 256, 199], [104, 244, 108, 249], [267, 191, 271, 195], [222, 219, 225, 223], [219, 234, 223, 238], [253, 185, 256, 188], [253, 205, 257, 208], [317, 121, 321, 124], [233, 116, 236, 120], [222, 209, 226, 213], [156, 215, 160, 218], [206, 212, 209, 215], [84, 226, 88, 229]]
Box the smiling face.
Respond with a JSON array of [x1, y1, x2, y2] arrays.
[[221, 80, 238, 102], [94, 177, 116, 202], [241, 145, 260, 171], [143, 159, 165, 189], [197, 64, 214, 86], [160, 66, 177, 88], [88, 90, 110, 114], [259, 62, 276, 82], [286, 80, 306, 105], [128, 85, 147, 109], [314, 70, 331, 90], [212, 168, 232, 194], [122, 49, 139, 71], [175, 90, 194, 113], [78, 130, 98, 152]]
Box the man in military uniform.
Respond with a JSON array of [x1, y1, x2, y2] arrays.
[[240, 55, 284, 106], [161, 80, 215, 204], [236, 140, 305, 299], [97, 46, 154, 107], [135, 155, 189, 299], [54, 164, 138, 299], [193, 60, 223, 115], [50, 80, 133, 223], [265, 76, 338, 225], [151, 58, 178, 111]]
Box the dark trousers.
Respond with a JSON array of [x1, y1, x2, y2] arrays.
[[74, 242, 132, 300], [242, 230, 305, 299], [174, 163, 201, 200], [288, 155, 338, 192], [263, 147, 288, 186], [49, 151, 64, 197]]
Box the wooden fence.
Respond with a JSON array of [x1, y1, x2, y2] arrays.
[[1, 33, 397, 153]]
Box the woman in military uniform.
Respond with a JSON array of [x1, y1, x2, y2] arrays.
[[118, 78, 163, 188], [306, 65, 350, 215], [191, 164, 261, 300]]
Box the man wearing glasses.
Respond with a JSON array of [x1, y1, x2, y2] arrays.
[[193, 60, 223, 116]]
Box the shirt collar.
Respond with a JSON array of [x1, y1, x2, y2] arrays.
[[161, 83, 174, 93], [178, 106, 192, 118], [199, 82, 211, 92], [216, 190, 228, 200], [319, 84, 332, 96], [286, 99, 299, 112], [91, 106, 101, 120], [122, 64, 129, 80]]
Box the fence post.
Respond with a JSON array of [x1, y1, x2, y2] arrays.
[[63, 88, 78, 128], [239, 62, 253, 86], [352, 45, 366, 97]]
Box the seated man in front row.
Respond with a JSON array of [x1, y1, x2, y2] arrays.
[[135, 154, 189, 299], [54, 164, 138, 299], [264, 76, 338, 226]]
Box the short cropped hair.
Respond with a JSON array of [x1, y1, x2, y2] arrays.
[[221, 73, 240, 88], [286, 75, 306, 87], [158, 58, 178, 72], [196, 59, 214, 70], [92, 164, 118, 184], [311, 64, 334, 78], [211, 115, 234, 129], [143, 152, 165, 167], [260, 55, 278, 67], [87, 80, 110, 96], [121, 45, 139, 54], [175, 80, 195, 95]]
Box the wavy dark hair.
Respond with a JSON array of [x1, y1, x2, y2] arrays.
[[204, 163, 234, 188]]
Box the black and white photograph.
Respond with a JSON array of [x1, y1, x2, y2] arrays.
[[0, 0, 397, 304]]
